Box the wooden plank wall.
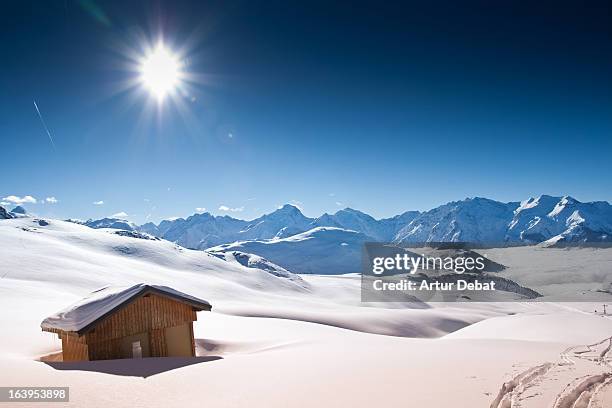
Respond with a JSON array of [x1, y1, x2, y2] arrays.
[[61, 332, 88, 361], [150, 328, 167, 357], [189, 322, 196, 356], [84, 294, 197, 360], [87, 338, 123, 361]]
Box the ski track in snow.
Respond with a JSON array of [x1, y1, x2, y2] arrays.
[[490, 363, 554, 408], [491, 336, 612, 408]]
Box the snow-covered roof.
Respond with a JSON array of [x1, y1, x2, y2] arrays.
[[41, 284, 211, 335]]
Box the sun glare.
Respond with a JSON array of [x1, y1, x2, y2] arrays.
[[140, 44, 181, 101]]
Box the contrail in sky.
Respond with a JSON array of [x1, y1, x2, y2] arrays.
[[33, 99, 57, 150]]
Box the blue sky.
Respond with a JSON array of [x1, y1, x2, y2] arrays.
[[1, 1, 611, 223]]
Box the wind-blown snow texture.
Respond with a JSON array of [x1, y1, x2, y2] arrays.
[[0, 217, 493, 343], [2, 216, 612, 408]]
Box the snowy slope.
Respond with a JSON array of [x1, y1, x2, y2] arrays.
[[208, 227, 372, 274], [3, 217, 612, 408], [0, 216, 513, 353], [210, 251, 304, 281], [0, 218, 310, 303]]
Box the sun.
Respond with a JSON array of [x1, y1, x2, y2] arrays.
[[140, 44, 181, 101]]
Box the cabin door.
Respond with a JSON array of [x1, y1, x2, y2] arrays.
[[132, 341, 142, 358], [165, 323, 192, 357], [120, 332, 151, 359]]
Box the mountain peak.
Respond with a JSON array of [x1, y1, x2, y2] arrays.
[[11, 206, 26, 214], [560, 195, 578, 204], [273, 204, 303, 215], [517, 195, 560, 212], [189, 212, 213, 221], [537, 194, 557, 200], [336, 207, 368, 216], [462, 196, 511, 206]]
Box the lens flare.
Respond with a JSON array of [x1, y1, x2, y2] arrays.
[[140, 44, 181, 101]]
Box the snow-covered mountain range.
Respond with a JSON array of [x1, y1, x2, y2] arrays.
[[137, 204, 420, 249], [78, 195, 611, 248], [1, 194, 610, 275], [3, 194, 611, 249]]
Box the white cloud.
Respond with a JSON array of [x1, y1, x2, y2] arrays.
[[0, 202, 9, 206], [335, 201, 344, 207], [2, 195, 37, 205], [93, 200, 104, 205], [218, 205, 244, 212], [195, 207, 207, 213], [329, 193, 336, 197], [45, 197, 58, 204], [111, 211, 128, 218]]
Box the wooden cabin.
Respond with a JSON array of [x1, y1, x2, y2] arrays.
[[41, 284, 211, 362]]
